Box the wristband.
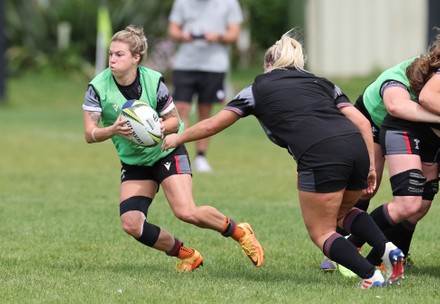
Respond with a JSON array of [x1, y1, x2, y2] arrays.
[[91, 128, 98, 142]]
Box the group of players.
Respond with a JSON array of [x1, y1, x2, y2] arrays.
[[318, 39, 440, 278], [161, 30, 440, 288], [82, 7, 440, 290]]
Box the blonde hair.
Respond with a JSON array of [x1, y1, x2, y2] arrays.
[[407, 30, 440, 95], [112, 25, 148, 63], [264, 29, 306, 73]]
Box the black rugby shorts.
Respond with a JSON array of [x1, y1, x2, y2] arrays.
[[380, 125, 440, 163], [120, 145, 192, 184], [297, 133, 369, 193]]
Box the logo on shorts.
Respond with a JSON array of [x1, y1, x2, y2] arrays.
[[164, 162, 172, 171], [121, 169, 126, 180], [414, 139, 420, 150]]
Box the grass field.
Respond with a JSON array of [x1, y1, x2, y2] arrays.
[[1, 69, 440, 303]]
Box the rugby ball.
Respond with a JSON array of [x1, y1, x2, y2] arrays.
[[119, 100, 162, 147]]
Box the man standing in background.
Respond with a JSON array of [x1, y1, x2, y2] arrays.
[[168, 0, 243, 172]]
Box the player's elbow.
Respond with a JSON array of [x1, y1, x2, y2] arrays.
[[386, 103, 400, 117], [85, 136, 93, 144], [358, 116, 371, 131], [84, 133, 95, 144]]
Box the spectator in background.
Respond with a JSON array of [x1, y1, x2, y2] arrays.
[[168, 0, 243, 172]]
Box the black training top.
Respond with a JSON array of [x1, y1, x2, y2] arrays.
[[224, 68, 360, 161]]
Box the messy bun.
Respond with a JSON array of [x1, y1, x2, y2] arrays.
[[112, 25, 148, 63]]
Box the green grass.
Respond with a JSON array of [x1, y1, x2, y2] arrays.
[[1, 69, 440, 304]]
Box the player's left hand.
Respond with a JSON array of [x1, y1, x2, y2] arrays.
[[113, 117, 132, 137], [364, 169, 377, 194], [162, 134, 179, 151]]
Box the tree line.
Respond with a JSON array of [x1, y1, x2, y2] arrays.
[[5, 0, 300, 78]]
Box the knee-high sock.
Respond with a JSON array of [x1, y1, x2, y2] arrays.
[[344, 208, 390, 266], [347, 204, 394, 248], [369, 204, 395, 229], [355, 198, 371, 212], [343, 208, 388, 251], [365, 221, 416, 266], [383, 221, 416, 257], [323, 233, 375, 279], [336, 199, 371, 236], [376, 220, 416, 259]]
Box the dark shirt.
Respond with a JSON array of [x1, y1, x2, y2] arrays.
[[225, 68, 359, 161]]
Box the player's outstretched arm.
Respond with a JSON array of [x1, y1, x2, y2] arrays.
[[162, 109, 240, 151]]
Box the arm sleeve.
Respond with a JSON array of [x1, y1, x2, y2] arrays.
[[223, 85, 255, 117], [82, 85, 102, 112], [379, 80, 408, 98], [333, 84, 352, 109], [156, 80, 176, 116]]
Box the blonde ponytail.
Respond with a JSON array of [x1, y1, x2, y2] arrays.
[[264, 29, 306, 72]]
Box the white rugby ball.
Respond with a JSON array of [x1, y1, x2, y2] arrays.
[[119, 100, 162, 147]]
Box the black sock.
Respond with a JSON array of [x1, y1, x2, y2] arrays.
[[365, 221, 415, 266], [336, 226, 349, 236], [344, 209, 390, 266], [354, 198, 370, 211], [369, 204, 395, 230], [358, 205, 395, 266], [365, 247, 383, 266], [347, 234, 365, 248], [197, 151, 205, 157], [345, 210, 388, 249], [384, 221, 416, 257], [348, 199, 382, 248], [221, 218, 236, 237], [166, 238, 182, 256], [323, 233, 375, 279]]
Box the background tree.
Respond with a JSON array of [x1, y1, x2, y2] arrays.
[[4, 0, 290, 77]]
